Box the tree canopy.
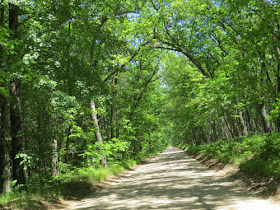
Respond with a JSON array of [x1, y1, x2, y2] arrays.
[[1, 0, 280, 194]]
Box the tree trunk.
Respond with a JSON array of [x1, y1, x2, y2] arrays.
[[50, 112, 59, 176], [258, 101, 271, 133], [51, 118, 58, 176], [36, 109, 44, 180], [0, 0, 11, 194], [238, 110, 249, 136], [90, 99, 107, 168], [116, 110, 120, 139], [10, 79, 25, 187], [220, 124, 227, 139], [110, 76, 117, 140], [65, 126, 72, 164], [0, 99, 11, 194], [223, 113, 234, 138], [210, 121, 218, 141], [51, 135, 58, 176], [0, 0, 4, 65], [9, 3, 26, 188], [275, 62, 280, 131], [245, 108, 253, 133]]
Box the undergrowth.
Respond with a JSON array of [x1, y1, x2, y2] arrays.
[[0, 145, 166, 209], [0, 159, 137, 209], [178, 132, 280, 178]]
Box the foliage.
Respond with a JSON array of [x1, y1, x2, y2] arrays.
[[180, 133, 280, 178], [0, 0, 170, 205], [0, 159, 137, 208], [80, 138, 129, 166], [2, 0, 280, 206]]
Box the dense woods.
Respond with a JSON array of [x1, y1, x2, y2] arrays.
[[1, 0, 280, 198]]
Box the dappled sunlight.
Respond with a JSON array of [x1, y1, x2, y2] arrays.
[[68, 147, 280, 209], [157, 150, 185, 155]]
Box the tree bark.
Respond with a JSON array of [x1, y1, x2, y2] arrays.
[[9, 3, 26, 188], [210, 121, 218, 142], [10, 79, 25, 187], [258, 101, 271, 133], [0, 0, 11, 194], [275, 61, 280, 131], [65, 126, 72, 164], [50, 111, 59, 176], [0, 99, 11, 194], [222, 108, 235, 138], [90, 99, 107, 168], [238, 110, 249, 136], [245, 108, 253, 133], [51, 135, 58, 176], [110, 76, 117, 140], [36, 108, 44, 180]]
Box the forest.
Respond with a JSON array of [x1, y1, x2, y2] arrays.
[[1, 0, 280, 206]]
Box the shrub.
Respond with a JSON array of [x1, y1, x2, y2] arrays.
[[181, 134, 280, 178]]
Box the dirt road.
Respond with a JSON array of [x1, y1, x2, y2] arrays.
[[67, 147, 279, 209]]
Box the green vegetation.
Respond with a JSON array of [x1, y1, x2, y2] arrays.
[[0, 0, 170, 205], [179, 133, 280, 178], [0, 158, 141, 208], [1, 0, 280, 207]]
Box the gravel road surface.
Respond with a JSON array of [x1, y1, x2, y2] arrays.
[[67, 147, 279, 209]]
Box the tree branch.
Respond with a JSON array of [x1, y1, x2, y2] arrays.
[[125, 69, 158, 131], [103, 41, 151, 82]]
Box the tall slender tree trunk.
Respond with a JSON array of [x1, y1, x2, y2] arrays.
[[50, 110, 59, 176], [110, 76, 119, 140], [220, 124, 228, 139], [110, 76, 117, 140], [0, 99, 11, 194], [275, 61, 280, 131], [116, 101, 120, 139], [245, 108, 253, 133], [65, 126, 72, 164], [9, 4, 26, 187], [36, 109, 44, 180], [257, 51, 272, 133], [0, 0, 11, 194], [51, 135, 58, 176], [210, 121, 218, 141], [10, 79, 25, 187], [238, 110, 249, 136], [90, 99, 107, 168], [258, 101, 271, 133], [273, 23, 280, 131], [223, 111, 235, 138]]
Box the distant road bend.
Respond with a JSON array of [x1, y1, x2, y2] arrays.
[[67, 147, 279, 210]]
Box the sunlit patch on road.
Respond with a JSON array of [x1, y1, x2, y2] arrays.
[[67, 147, 280, 210]]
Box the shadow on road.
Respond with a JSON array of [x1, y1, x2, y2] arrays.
[[68, 147, 279, 210]]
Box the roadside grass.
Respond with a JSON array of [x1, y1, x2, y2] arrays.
[[0, 145, 168, 209], [178, 132, 280, 179], [88, 160, 136, 183], [0, 159, 137, 209]]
